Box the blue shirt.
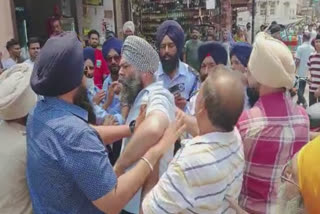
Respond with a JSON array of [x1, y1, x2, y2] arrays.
[[155, 61, 199, 101], [26, 97, 117, 214], [87, 78, 123, 125], [102, 75, 121, 115]]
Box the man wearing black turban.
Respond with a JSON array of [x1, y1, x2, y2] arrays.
[[155, 20, 199, 111]]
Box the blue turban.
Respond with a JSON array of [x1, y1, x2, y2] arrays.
[[102, 37, 123, 59], [83, 47, 96, 64], [230, 42, 252, 67], [31, 32, 84, 96], [156, 20, 185, 55], [198, 42, 228, 66]]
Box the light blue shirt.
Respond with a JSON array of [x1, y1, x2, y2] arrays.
[[24, 59, 34, 67], [87, 77, 123, 125], [102, 75, 121, 115], [155, 61, 199, 101], [26, 97, 116, 214], [122, 81, 175, 214], [296, 42, 315, 77]]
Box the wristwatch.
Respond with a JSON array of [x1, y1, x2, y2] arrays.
[[129, 120, 136, 134]]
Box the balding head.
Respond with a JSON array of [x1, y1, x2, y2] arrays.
[[196, 65, 244, 132]]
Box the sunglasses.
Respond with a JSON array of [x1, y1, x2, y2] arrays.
[[84, 65, 94, 71], [280, 161, 300, 189], [106, 55, 121, 64]]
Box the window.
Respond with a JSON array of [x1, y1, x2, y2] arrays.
[[270, 2, 276, 15], [260, 2, 267, 16]]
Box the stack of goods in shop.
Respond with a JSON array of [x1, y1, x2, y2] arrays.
[[132, 0, 220, 46]]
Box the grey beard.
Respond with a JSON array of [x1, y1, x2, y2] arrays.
[[120, 75, 143, 106], [277, 182, 305, 214]]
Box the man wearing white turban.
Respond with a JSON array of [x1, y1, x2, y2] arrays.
[[123, 21, 135, 38], [0, 63, 37, 214], [114, 36, 176, 214], [237, 32, 310, 214]]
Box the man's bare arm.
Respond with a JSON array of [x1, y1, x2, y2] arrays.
[[114, 110, 169, 175], [295, 58, 300, 72], [93, 146, 160, 214], [92, 114, 186, 214], [93, 125, 131, 145]]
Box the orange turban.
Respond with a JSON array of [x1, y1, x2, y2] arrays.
[[298, 137, 320, 214]]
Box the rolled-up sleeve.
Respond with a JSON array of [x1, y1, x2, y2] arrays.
[[63, 128, 117, 201], [142, 162, 194, 214]]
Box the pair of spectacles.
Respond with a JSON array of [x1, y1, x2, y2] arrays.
[[106, 55, 121, 64], [200, 63, 216, 69], [280, 161, 300, 189], [84, 65, 94, 71]]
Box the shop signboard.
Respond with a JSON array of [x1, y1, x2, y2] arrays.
[[83, 0, 103, 6]]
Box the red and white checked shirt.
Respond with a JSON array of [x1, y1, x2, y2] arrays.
[[237, 92, 309, 214], [308, 53, 320, 92]]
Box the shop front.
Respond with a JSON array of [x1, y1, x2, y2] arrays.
[[131, 0, 222, 45]]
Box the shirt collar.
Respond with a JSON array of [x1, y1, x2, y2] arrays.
[[259, 91, 285, 102], [158, 60, 188, 78], [5, 121, 26, 136], [43, 97, 88, 122], [185, 128, 240, 147], [139, 81, 163, 94]]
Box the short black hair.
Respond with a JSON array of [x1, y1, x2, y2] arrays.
[[27, 37, 40, 48], [88, 29, 100, 39], [6, 39, 19, 51], [303, 33, 311, 42], [191, 26, 200, 33], [51, 17, 61, 25]]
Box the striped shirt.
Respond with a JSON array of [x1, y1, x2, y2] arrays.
[[308, 53, 320, 92], [237, 92, 309, 214], [142, 129, 245, 214]]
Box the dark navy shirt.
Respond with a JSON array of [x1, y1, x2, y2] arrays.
[[26, 97, 116, 214]]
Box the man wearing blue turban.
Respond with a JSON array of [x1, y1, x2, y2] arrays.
[[230, 42, 259, 109], [155, 20, 199, 111], [100, 37, 123, 119]]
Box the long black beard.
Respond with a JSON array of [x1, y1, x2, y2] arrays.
[[160, 54, 179, 75], [109, 65, 120, 76], [247, 87, 260, 108], [200, 73, 208, 82], [73, 85, 96, 124], [120, 75, 143, 106]]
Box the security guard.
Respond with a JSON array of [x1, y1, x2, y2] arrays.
[[155, 20, 199, 111]]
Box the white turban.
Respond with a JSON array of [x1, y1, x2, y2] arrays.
[[0, 63, 37, 120], [123, 21, 135, 34], [122, 36, 159, 74], [248, 32, 295, 89]]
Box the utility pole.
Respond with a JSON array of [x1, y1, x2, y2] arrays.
[[251, 0, 256, 42]]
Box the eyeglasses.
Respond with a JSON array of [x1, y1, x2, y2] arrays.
[[200, 63, 216, 69], [280, 161, 300, 189], [84, 65, 94, 71], [106, 55, 121, 64]]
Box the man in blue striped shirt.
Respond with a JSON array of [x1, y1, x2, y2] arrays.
[[142, 66, 245, 214]]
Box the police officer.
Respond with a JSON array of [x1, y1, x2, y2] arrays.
[[155, 20, 199, 111]]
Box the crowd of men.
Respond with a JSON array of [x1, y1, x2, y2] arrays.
[[0, 18, 320, 214]]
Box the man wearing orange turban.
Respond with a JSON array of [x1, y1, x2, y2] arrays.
[[277, 137, 320, 214]]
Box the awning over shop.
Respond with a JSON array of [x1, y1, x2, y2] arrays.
[[231, 0, 249, 8]]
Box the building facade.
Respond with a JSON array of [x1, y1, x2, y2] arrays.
[[237, 0, 298, 34]]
